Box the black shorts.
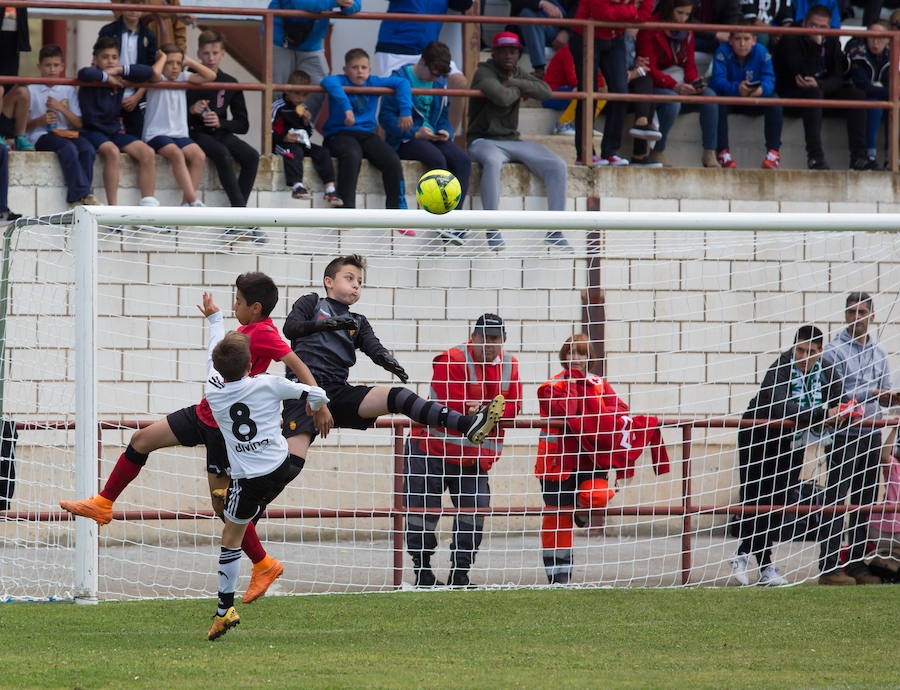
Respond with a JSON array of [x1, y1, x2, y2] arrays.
[[282, 382, 375, 439], [541, 469, 610, 507], [166, 405, 230, 477], [0, 113, 13, 139], [223, 455, 305, 524]]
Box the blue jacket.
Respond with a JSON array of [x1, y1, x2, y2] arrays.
[[710, 42, 776, 97], [793, 0, 840, 28], [379, 65, 453, 149], [269, 0, 360, 52], [77, 64, 154, 136], [375, 0, 474, 55], [320, 73, 412, 139]]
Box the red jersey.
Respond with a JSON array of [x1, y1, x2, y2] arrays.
[[195, 317, 292, 428]]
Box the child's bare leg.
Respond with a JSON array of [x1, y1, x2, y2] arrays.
[[208, 473, 229, 517], [98, 141, 121, 205], [287, 433, 313, 459], [130, 417, 181, 454], [184, 143, 205, 198], [158, 144, 196, 204], [122, 140, 157, 198], [5, 86, 29, 136]]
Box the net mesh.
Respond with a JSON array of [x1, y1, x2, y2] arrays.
[[2, 214, 899, 600]]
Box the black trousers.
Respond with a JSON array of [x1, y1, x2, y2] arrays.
[[629, 74, 655, 158], [192, 131, 259, 207], [818, 432, 882, 574], [325, 130, 403, 209], [778, 82, 867, 160], [403, 439, 490, 569], [733, 426, 804, 569], [569, 32, 628, 159], [279, 141, 335, 188]]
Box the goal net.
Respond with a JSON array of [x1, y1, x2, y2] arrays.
[[2, 207, 899, 601]]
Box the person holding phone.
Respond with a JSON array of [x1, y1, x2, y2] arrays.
[[636, 0, 720, 167], [709, 20, 783, 169]]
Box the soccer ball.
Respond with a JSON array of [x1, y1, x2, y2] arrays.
[[415, 169, 461, 215]]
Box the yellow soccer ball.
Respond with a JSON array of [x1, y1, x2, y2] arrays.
[[415, 169, 461, 215]]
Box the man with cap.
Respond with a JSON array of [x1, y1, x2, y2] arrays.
[[467, 32, 571, 251], [404, 314, 522, 588]]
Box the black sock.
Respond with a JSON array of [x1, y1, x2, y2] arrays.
[[387, 387, 472, 433], [124, 443, 149, 466]]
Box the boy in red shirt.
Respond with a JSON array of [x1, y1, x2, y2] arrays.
[[60, 272, 332, 603]]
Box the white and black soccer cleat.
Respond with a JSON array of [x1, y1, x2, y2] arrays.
[[465, 395, 505, 444]]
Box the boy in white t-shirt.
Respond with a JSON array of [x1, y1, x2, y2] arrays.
[[144, 44, 215, 206], [26, 44, 97, 207], [198, 291, 328, 641]]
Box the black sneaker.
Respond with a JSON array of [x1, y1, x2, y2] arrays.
[[414, 568, 445, 588], [850, 156, 878, 171], [448, 568, 471, 588], [548, 572, 570, 585], [0, 209, 21, 223], [465, 395, 505, 444], [807, 157, 830, 170], [630, 156, 664, 168]]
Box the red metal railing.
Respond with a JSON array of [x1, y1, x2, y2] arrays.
[[6, 0, 900, 167], [4, 415, 899, 586]]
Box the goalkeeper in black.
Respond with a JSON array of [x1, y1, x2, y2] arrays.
[[282, 254, 504, 460]]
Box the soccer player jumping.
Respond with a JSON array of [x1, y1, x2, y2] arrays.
[[281, 254, 505, 460], [198, 292, 329, 640]]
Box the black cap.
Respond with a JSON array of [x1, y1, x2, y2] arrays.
[[473, 313, 506, 338]]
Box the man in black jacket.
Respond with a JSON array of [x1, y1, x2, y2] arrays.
[[186, 30, 259, 208], [731, 325, 849, 587], [773, 4, 871, 170]]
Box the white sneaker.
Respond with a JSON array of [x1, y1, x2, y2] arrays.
[[758, 565, 788, 587], [139, 196, 160, 207], [731, 553, 750, 585]]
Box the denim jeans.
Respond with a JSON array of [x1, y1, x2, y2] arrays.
[[716, 100, 784, 153], [654, 86, 718, 152], [516, 3, 563, 68]]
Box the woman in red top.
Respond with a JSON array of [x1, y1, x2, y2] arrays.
[[636, 0, 720, 166], [569, 0, 653, 165], [535, 335, 618, 584]]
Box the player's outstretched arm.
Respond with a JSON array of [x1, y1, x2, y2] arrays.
[[198, 292, 224, 378]]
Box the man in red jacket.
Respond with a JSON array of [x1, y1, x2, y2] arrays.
[[405, 314, 522, 588]]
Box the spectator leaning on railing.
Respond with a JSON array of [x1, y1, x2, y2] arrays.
[[99, 9, 158, 139], [845, 21, 890, 168], [772, 4, 871, 170], [709, 20, 784, 169], [637, 0, 720, 168], [373, 0, 473, 134], [569, 0, 652, 166], [269, 0, 361, 122]]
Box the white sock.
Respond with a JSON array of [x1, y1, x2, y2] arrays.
[[325, 183, 336, 193], [216, 546, 242, 615]]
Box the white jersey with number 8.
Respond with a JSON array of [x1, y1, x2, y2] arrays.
[[204, 312, 328, 479]]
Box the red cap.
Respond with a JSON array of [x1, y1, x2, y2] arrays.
[[492, 31, 523, 49]]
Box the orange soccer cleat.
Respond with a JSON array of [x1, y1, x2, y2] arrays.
[[242, 555, 284, 603], [59, 495, 113, 525]]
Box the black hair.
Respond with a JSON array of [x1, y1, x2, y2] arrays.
[[805, 4, 833, 21], [39, 44, 63, 61], [794, 324, 824, 346], [93, 36, 119, 56], [846, 291, 873, 310], [324, 254, 366, 284], [657, 0, 696, 21], [235, 272, 279, 317]]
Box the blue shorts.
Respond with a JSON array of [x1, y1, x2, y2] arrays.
[[0, 114, 13, 138], [81, 129, 140, 151], [147, 135, 194, 151]]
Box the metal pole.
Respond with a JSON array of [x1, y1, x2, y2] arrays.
[[73, 207, 99, 604], [890, 32, 899, 172], [392, 427, 405, 589], [680, 425, 693, 586], [0, 226, 13, 420], [581, 23, 595, 167], [261, 12, 275, 156]]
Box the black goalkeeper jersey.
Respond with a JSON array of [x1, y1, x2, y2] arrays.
[[283, 293, 389, 386]]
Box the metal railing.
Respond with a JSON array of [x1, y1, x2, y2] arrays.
[[4, 415, 899, 587], [6, 0, 899, 168]]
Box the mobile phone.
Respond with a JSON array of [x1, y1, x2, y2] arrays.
[[745, 80, 761, 89], [691, 78, 706, 90]]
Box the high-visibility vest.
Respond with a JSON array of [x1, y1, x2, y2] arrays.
[[412, 343, 520, 466]]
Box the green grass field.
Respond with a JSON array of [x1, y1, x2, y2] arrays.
[[0, 587, 894, 689]]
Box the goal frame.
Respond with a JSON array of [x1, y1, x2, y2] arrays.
[[63, 206, 900, 602]]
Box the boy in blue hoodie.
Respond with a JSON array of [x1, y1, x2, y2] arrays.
[[710, 23, 783, 169], [78, 36, 158, 206], [379, 41, 471, 243], [321, 48, 413, 213]]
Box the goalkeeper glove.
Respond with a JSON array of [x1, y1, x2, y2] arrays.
[[374, 352, 409, 383], [315, 315, 356, 332]]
